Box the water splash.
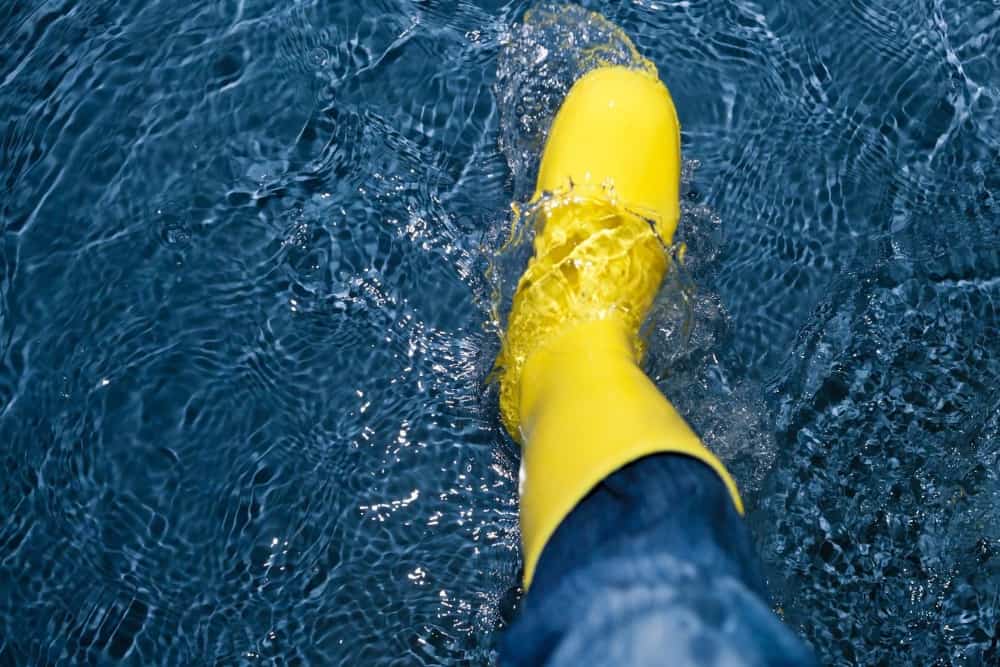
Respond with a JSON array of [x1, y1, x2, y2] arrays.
[[490, 4, 777, 494]]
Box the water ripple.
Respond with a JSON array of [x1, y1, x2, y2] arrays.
[[2, 0, 999, 664]]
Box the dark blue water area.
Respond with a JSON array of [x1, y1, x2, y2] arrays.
[[1, 1, 999, 665]]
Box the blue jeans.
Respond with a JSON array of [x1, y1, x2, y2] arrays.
[[501, 455, 818, 666]]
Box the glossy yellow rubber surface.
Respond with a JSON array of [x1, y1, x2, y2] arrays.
[[494, 66, 744, 588], [498, 65, 682, 440], [534, 65, 682, 240], [518, 319, 744, 587]]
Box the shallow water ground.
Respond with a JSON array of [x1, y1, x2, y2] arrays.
[[2, 1, 999, 665]]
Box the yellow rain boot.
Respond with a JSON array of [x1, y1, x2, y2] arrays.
[[495, 65, 744, 588]]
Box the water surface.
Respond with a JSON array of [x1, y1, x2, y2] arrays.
[[2, 1, 999, 665]]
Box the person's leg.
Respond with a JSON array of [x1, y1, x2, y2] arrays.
[[501, 454, 818, 666], [492, 59, 815, 664]]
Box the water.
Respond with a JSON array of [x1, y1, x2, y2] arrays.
[[2, 1, 998, 665]]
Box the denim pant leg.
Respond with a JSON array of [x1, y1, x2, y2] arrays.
[[501, 454, 817, 667]]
